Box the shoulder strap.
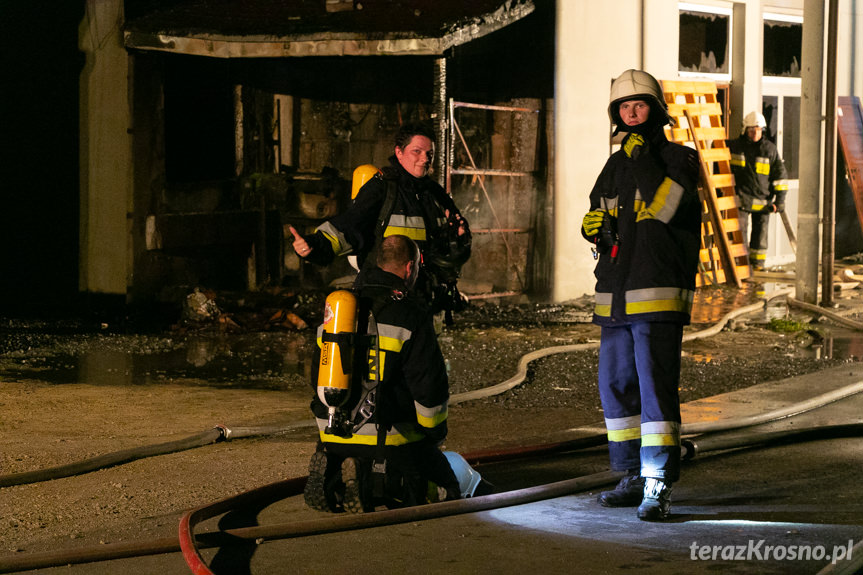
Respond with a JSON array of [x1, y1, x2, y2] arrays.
[[376, 175, 398, 236]]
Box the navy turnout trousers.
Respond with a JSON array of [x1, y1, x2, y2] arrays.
[[597, 321, 683, 482]]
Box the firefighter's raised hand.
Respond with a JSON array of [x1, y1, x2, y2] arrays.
[[289, 226, 312, 258], [582, 210, 606, 238], [445, 209, 468, 237]]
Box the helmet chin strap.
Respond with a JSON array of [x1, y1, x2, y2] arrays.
[[405, 255, 420, 290]]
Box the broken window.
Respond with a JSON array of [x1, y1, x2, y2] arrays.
[[679, 7, 730, 75], [764, 17, 802, 78]]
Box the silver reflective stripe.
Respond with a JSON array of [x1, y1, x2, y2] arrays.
[[605, 414, 641, 431], [642, 178, 684, 224], [388, 214, 426, 229], [316, 221, 353, 256], [641, 421, 679, 435], [384, 214, 427, 241], [627, 287, 694, 303], [376, 322, 412, 353], [595, 292, 613, 305], [594, 292, 612, 317], [625, 287, 694, 315]]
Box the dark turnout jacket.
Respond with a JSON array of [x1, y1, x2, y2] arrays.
[[728, 135, 789, 212], [584, 127, 701, 326], [305, 156, 469, 277]]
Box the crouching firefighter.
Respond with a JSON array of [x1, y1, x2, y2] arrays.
[[304, 234, 487, 513]]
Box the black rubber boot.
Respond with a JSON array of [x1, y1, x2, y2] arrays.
[[598, 471, 644, 507], [303, 451, 344, 512], [342, 457, 373, 514], [637, 478, 673, 521]]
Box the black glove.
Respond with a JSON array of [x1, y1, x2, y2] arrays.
[[774, 202, 785, 213]]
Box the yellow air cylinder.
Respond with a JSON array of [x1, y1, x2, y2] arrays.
[[352, 164, 379, 200], [317, 290, 358, 433]]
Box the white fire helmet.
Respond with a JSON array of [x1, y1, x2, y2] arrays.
[[743, 111, 767, 129], [443, 451, 483, 498], [608, 69, 673, 127]]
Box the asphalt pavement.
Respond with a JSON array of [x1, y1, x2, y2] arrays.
[[6, 364, 863, 575]]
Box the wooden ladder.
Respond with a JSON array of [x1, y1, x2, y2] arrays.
[[661, 79, 751, 288]]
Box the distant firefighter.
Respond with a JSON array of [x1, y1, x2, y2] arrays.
[[729, 111, 789, 270]]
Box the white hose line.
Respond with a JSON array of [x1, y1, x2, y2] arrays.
[[451, 289, 793, 405], [681, 379, 863, 435], [787, 297, 863, 331]]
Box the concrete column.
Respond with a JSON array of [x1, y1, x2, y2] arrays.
[[731, 0, 764, 134], [78, 0, 133, 297], [553, 1, 641, 302], [642, 0, 681, 78], [797, 0, 826, 303]]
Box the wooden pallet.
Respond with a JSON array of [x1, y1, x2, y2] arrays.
[[661, 79, 751, 288]]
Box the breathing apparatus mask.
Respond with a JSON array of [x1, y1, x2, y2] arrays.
[[404, 236, 421, 290]]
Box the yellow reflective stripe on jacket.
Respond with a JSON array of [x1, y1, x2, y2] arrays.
[[316, 222, 353, 256], [383, 215, 427, 241], [637, 178, 684, 224], [641, 421, 680, 447], [730, 153, 745, 167], [605, 414, 641, 443], [415, 400, 448, 429], [625, 287, 694, 316], [755, 156, 770, 175], [594, 292, 612, 317], [317, 419, 424, 446], [772, 179, 789, 192], [749, 197, 771, 211]]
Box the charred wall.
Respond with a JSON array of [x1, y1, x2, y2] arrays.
[[1, 1, 85, 315]]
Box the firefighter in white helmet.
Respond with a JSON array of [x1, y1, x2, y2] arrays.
[[581, 69, 701, 521], [729, 111, 789, 270]]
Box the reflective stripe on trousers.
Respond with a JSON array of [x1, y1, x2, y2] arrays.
[[597, 322, 683, 482]]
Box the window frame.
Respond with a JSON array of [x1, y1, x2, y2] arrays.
[[678, 1, 734, 82], [763, 11, 804, 79]]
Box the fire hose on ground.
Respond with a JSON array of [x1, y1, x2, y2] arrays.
[[3, 289, 863, 573], [1, 417, 862, 574], [0, 289, 790, 489]]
